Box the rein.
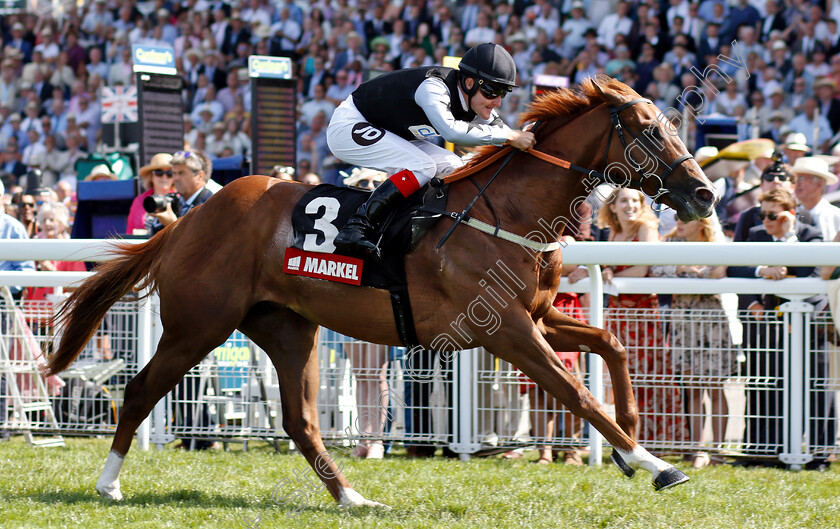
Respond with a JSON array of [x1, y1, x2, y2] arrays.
[[435, 98, 695, 250]]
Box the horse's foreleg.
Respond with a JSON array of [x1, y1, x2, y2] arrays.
[[240, 307, 389, 510], [487, 312, 688, 490], [541, 308, 637, 440]]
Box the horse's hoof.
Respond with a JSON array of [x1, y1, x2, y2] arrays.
[[611, 449, 635, 478], [338, 487, 391, 510], [653, 467, 690, 491], [96, 481, 123, 501]]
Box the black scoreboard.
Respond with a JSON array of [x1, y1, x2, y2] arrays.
[[136, 72, 184, 166], [247, 55, 297, 176], [250, 77, 297, 176]]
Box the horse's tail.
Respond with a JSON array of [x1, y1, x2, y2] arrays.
[[43, 225, 176, 376]]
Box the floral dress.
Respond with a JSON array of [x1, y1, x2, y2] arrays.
[[605, 267, 687, 443], [650, 256, 736, 379]]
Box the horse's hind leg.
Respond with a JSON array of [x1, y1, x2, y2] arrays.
[[541, 308, 637, 440], [541, 308, 687, 490], [96, 330, 232, 500], [239, 304, 389, 510]]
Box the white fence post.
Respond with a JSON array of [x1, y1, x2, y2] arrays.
[[779, 297, 815, 469], [586, 265, 605, 466], [450, 348, 481, 460]]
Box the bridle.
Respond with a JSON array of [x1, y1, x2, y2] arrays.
[[524, 98, 695, 204], [443, 97, 695, 198], [601, 98, 694, 200], [436, 97, 696, 248]]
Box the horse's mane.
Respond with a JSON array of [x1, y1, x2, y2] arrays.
[[462, 75, 636, 169]]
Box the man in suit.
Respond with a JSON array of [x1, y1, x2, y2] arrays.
[[758, 0, 787, 43], [198, 49, 227, 90], [4, 22, 33, 63], [0, 136, 26, 179], [696, 22, 722, 63], [364, 3, 392, 44], [221, 11, 251, 60], [814, 78, 840, 136], [30, 69, 52, 106], [432, 4, 457, 45], [728, 188, 828, 468]]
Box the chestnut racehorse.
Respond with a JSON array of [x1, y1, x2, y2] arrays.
[[45, 76, 716, 506]]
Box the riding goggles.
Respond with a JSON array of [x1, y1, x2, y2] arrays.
[[478, 80, 511, 100]]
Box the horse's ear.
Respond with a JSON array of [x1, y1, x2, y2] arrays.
[[590, 77, 620, 106]]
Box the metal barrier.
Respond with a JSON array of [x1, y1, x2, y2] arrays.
[[0, 240, 837, 469]]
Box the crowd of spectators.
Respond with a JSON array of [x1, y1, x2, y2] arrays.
[[2, 0, 840, 190]]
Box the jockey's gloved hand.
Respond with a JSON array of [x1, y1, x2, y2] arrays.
[[506, 129, 536, 151]]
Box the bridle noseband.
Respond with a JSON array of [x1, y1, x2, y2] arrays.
[[603, 97, 694, 200]]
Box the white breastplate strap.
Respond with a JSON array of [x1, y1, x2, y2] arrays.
[[462, 216, 561, 253]]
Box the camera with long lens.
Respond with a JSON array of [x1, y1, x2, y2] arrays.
[[142, 193, 182, 215]]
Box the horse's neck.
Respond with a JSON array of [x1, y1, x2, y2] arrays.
[[460, 113, 607, 242]]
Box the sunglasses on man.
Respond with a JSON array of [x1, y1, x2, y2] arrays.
[[757, 211, 785, 221], [761, 172, 791, 182], [477, 80, 511, 100]]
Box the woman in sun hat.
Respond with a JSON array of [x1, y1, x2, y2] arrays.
[[126, 153, 174, 235]]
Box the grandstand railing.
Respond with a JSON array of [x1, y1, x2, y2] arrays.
[[0, 240, 837, 470]]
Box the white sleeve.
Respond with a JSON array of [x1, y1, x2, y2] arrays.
[[414, 77, 511, 147]]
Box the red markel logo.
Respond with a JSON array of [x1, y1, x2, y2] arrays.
[[283, 248, 364, 286]]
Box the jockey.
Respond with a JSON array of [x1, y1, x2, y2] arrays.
[[327, 42, 536, 257]]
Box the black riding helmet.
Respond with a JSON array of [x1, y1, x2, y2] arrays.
[[458, 43, 517, 100]]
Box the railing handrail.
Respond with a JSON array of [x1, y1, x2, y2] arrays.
[[561, 277, 828, 296], [0, 239, 143, 262], [1, 239, 838, 265], [559, 241, 840, 266]]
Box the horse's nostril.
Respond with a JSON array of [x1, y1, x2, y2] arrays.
[[696, 188, 714, 203]]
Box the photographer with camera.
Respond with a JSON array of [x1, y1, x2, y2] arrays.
[[127, 153, 175, 236], [147, 150, 215, 236]]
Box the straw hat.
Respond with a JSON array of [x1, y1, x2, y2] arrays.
[[814, 77, 836, 90], [254, 24, 272, 39], [84, 164, 118, 181], [790, 156, 838, 184], [184, 47, 203, 61], [783, 132, 810, 152], [694, 146, 719, 166], [139, 152, 173, 179], [369, 35, 390, 51]]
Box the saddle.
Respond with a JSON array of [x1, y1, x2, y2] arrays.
[[288, 182, 448, 348], [290, 182, 448, 289]]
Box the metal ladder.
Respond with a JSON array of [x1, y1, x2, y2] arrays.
[[0, 286, 64, 447]]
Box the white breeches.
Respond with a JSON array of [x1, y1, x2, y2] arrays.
[[326, 97, 464, 186]]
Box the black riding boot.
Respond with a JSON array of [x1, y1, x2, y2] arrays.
[[334, 179, 405, 258]]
